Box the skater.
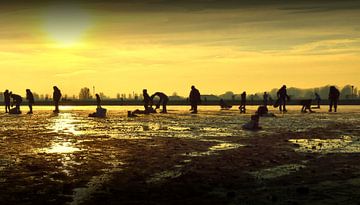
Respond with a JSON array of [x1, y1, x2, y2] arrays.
[[53, 86, 62, 113], [26, 89, 34, 114], [239, 92, 246, 114], [4, 90, 11, 113], [150, 92, 169, 113], [328, 86, 340, 112], [189, 86, 201, 114]]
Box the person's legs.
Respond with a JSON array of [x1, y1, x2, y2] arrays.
[[29, 103, 33, 114], [329, 99, 333, 112], [334, 99, 338, 112], [192, 104, 198, 113], [55, 101, 59, 112]]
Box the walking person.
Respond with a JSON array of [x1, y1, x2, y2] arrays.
[[26, 89, 34, 114]]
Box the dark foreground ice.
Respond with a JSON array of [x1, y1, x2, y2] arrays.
[[0, 105, 360, 205]]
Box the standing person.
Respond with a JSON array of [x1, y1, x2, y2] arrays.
[[143, 89, 152, 114], [277, 85, 290, 112], [4, 90, 11, 113], [314, 92, 321, 108], [53, 86, 62, 113], [96, 94, 101, 108], [26, 89, 34, 114], [328, 86, 340, 112], [263, 92, 269, 107], [239, 91, 246, 114], [10, 93, 22, 114], [189, 86, 201, 114], [150, 92, 169, 113]]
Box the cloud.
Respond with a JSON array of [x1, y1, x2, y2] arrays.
[[54, 69, 96, 77]]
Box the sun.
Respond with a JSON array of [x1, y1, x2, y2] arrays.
[[43, 3, 91, 47]]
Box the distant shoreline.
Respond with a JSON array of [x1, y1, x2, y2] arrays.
[[1, 99, 360, 106]]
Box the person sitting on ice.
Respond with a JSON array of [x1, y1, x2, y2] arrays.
[[150, 92, 169, 113], [128, 106, 156, 117], [89, 93, 107, 118], [219, 99, 232, 110], [256, 105, 276, 117], [242, 114, 261, 130], [10, 93, 23, 114], [300, 99, 315, 113]]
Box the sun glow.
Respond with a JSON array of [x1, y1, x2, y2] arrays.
[[43, 3, 91, 47]]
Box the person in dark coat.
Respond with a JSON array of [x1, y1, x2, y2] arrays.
[[10, 93, 22, 114], [239, 92, 246, 114], [277, 85, 290, 112], [143, 89, 152, 114], [151, 92, 169, 113], [328, 86, 340, 112], [189, 86, 201, 114], [26, 89, 34, 114], [53, 86, 62, 113], [4, 90, 11, 113]]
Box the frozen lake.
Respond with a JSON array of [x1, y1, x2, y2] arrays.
[[1, 105, 360, 204]]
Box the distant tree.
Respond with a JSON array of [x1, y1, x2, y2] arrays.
[[116, 93, 121, 99], [172, 92, 178, 97], [79, 87, 92, 100]]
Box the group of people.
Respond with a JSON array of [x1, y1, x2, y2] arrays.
[[3, 86, 61, 114], [217, 85, 340, 114], [3, 85, 342, 116]]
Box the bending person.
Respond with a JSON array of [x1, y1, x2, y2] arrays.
[[10, 93, 22, 114], [150, 92, 169, 113]]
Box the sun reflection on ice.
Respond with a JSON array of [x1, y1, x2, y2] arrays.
[[49, 113, 82, 135]]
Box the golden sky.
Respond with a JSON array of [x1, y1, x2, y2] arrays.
[[0, 1, 360, 97]]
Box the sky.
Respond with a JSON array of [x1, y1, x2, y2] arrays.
[[0, 0, 360, 97]]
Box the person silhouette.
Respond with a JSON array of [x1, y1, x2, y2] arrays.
[[314, 92, 321, 108], [328, 86, 340, 112], [300, 99, 314, 113], [150, 92, 169, 113], [143, 89, 152, 114], [53, 86, 62, 113], [26, 89, 34, 114], [10, 93, 22, 114], [4, 90, 11, 113], [219, 99, 232, 109], [263, 92, 269, 107], [96, 94, 101, 108], [277, 85, 290, 112], [239, 92, 246, 114], [189, 86, 201, 114]]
